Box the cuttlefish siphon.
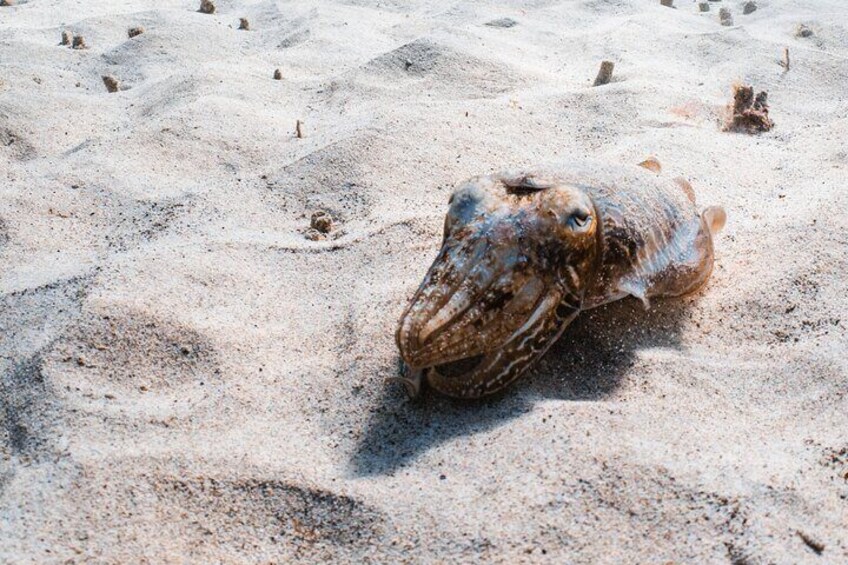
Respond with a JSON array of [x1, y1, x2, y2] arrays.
[[393, 158, 725, 399]]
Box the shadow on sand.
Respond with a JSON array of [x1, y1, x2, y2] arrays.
[[350, 295, 696, 476]]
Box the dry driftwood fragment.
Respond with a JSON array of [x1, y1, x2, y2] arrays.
[[780, 47, 790, 70], [723, 84, 773, 134], [593, 61, 614, 86], [273, 69, 283, 80], [719, 7, 733, 26], [239, 18, 250, 30], [797, 530, 825, 554], [128, 26, 144, 38], [61, 30, 73, 45], [102, 75, 120, 93], [295, 120, 304, 138], [198, 0, 216, 14], [72, 35, 87, 49]]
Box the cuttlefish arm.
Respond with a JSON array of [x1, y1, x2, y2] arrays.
[[385, 367, 425, 399], [424, 291, 579, 399]]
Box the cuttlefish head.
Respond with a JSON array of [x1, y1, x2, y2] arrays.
[[394, 172, 601, 399]]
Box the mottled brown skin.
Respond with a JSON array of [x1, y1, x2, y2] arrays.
[[394, 160, 725, 399]]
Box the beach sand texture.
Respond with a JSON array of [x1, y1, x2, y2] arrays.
[[1, 0, 847, 562]]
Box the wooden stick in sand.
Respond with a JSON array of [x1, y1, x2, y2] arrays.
[[593, 61, 614, 87], [102, 76, 120, 93]]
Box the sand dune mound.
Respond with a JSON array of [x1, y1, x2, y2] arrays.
[[8, 459, 391, 562], [0, 275, 91, 467], [268, 134, 387, 228], [0, 125, 36, 162], [277, 26, 311, 49], [162, 476, 389, 558], [1, 355, 57, 462], [357, 37, 525, 98], [48, 309, 219, 394]]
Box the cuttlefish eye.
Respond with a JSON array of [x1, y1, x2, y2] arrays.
[[566, 208, 592, 231], [444, 186, 484, 236]]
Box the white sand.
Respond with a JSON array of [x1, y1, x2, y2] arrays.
[[1, 0, 847, 562]]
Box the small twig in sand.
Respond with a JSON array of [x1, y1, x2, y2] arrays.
[[102, 75, 120, 93], [719, 7, 733, 26], [592, 61, 614, 87], [238, 18, 250, 31], [60, 30, 73, 45], [296, 120, 304, 138], [780, 47, 790, 71], [797, 531, 825, 555], [128, 27, 144, 38], [198, 0, 216, 14], [72, 35, 87, 49], [273, 69, 283, 80]]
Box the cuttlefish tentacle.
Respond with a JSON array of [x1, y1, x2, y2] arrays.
[[386, 367, 424, 399], [425, 291, 579, 398], [416, 274, 546, 367], [409, 242, 528, 364]]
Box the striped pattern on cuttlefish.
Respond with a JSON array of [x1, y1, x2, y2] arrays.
[[392, 158, 726, 399]]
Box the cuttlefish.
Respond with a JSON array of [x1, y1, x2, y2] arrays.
[[393, 158, 725, 399]]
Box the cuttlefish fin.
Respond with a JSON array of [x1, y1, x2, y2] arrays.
[[619, 279, 651, 310], [386, 367, 424, 399], [637, 157, 662, 173], [702, 206, 727, 235]]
